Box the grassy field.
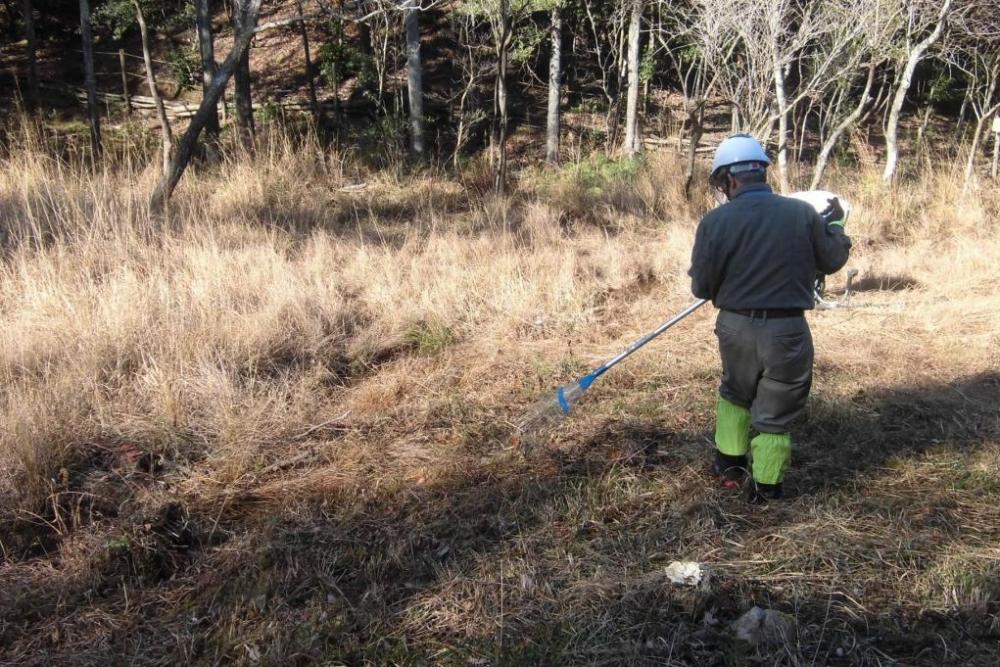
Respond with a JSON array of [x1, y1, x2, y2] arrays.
[[1, 126, 999, 666]]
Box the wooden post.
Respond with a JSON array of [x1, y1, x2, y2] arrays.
[[119, 49, 131, 114]]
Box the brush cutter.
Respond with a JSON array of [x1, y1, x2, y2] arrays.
[[816, 268, 868, 310], [516, 299, 708, 437]]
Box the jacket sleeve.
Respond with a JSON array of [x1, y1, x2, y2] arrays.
[[811, 210, 852, 275], [689, 217, 719, 300]]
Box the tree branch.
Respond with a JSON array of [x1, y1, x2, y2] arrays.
[[254, 0, 442, 34]]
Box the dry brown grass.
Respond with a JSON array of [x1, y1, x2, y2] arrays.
[[0, 123, 999, 666]]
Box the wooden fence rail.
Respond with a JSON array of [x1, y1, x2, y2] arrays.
[[43, 82, 363, 122]]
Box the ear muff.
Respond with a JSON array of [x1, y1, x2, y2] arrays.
[[710, 161, 766, 189], [709, 167, 729, 188]]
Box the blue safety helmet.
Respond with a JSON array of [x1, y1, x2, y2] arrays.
[[710, 133, 771, 186]]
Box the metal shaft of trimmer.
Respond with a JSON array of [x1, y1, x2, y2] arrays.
[[593, 299, 708, 379]]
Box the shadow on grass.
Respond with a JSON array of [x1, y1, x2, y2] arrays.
[[795, 370, 999, 491], [2, 372, 999, 665], [848, 272, 922, 293]]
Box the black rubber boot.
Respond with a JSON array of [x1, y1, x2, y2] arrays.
[[712, 452, 748, 489], [746, 480, 783, 504]]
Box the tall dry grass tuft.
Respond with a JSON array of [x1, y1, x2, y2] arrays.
[[0, 127, 705, 522], [1, 128, 996, 509]]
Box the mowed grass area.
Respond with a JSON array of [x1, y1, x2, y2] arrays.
[[1, 128, 999, 665]]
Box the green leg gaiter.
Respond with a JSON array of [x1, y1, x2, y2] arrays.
[[715, 397, 751, 457], [750, 432, 792, 485]]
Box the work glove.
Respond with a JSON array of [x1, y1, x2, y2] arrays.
[[821, 196, 846, 227]]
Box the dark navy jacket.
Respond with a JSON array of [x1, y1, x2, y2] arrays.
[[689, 184, 852, 310]]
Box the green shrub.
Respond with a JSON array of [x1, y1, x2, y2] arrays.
[[405, 321, 456, 356]]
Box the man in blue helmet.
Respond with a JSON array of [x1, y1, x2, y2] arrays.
[[689, 134, 852, 502]]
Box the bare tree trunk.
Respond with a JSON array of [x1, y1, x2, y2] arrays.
[[21, 0, 38, 111], [772, 55, 790, 193], [916, 104, 933, 144], [582, 0, 618, 151], [683, 102, 705, 197], [195, 0, 220, 141], [233, 0, 255, 150], [964, 104, 1000, 187], [794, 102, 810, 163], [495, 40, 510, 192], [355, 19, 371, 119], [404, 1, 424, 157], [623, 0, 642, 157], [953, 82, 973, 143], [883, 0, 952, 183], [963, 116, 987, 186], [452, 38, 476, 169], [79, 0, 101, 158], [963, 61, 1000, 186], [545, 5, 562, 166], [993, 123, 1000, 180], [134, 0, 173, 177], [492, 0, 512, 193], [811, 63, 876, 189], [151, 0, 264, 211], [295, 0, 320, 128]]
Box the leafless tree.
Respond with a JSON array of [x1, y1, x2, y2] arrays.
[[580, 0, 630, 150], [545, 3, 562, 165], [232, 0, 256, 150], [992, 117, 1000, 179], [151, 0, 265, 211], [694, 0, 856, 192], [449, 12, 487, 167], [695, 0, 772, 140], [195, 0, 220, 142], [459, 0, 536, 191], [365, 5, 395, 115], [759, 0, 863, 191], [296, 0, 321, 127], [404, 0, 425, 156], [810, 63, 881, 188], [21, 0, 38, 111], [963, 66, 1000, 184], [810, 0, 901, 188], [655, 0, 736, 195], [491, 0, 513, 191], [951, 13, 1000, 185], [764, 0, 811, 192], [622, 0, 643, 156], [133, 0, 173, 176], [882, 0, 954, 183]]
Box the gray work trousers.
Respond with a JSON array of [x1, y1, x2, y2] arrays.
[[715, 310, 814, 433]]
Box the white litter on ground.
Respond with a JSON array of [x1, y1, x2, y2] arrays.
[[664, 561, 707, 587]]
